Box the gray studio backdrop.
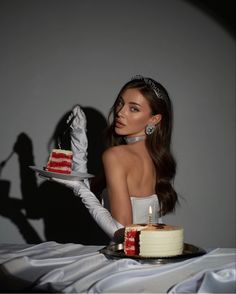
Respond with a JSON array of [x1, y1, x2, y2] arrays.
[[0, 0, 235, 248]]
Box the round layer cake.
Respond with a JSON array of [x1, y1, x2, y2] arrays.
[[139, 224, 184, 257]]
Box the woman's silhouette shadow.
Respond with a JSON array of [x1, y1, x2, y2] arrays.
[[2, 106, 110, 245]]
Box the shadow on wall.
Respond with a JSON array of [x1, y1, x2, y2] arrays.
[[0, 106, 110, 245], [186, 0, 235, 39]]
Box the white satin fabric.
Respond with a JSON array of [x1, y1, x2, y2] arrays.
[[169, 261, 236, 293], [0, 243, 235, 293]]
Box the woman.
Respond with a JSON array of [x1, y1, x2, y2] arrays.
[[53, 75, 178, 241]]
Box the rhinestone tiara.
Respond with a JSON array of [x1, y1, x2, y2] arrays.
[[131, 75, 164, 100]]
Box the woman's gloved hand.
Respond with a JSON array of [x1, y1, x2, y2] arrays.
[[51, 177, 124, 240], [69, 105, 88, 174], [51, 105, 124, 240]]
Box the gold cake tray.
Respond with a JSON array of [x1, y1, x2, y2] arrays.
[[100, 243, 206, 264]]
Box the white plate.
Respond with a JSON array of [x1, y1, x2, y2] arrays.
[[29, 166, 94, 180]]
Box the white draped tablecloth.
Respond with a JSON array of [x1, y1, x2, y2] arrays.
[[0, 241, 235, 293]]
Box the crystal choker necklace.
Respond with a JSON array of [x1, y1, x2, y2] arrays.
[[124, 135, 146, 144]]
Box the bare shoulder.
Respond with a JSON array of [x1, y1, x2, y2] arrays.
[[102, 145, 131, 166]]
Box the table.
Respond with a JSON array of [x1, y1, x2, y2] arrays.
[[0, 242, 235, 293]]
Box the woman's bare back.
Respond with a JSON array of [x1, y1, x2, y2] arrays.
[[104, 143, 156, 197], [122, 144, 156, 197], [102, 142, 157, 225]]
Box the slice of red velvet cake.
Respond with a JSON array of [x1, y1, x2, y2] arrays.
[[45, 149, 73, 174], [124, 224, 148, 255]]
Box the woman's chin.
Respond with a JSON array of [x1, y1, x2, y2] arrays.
[[114, 128, 127, 136]]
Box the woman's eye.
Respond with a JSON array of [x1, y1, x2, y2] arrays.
[[130, 107, 139, 112], [115, 99, 124, 112], [116, 99, 123, 107]]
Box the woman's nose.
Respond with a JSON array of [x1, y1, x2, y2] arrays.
[[117, 105, 125, 117]]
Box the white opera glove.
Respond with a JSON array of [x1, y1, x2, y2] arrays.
[[68, 105, 88, 174], [52, 178, 124, 240]]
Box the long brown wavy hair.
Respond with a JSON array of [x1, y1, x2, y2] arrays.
[[104, 76, 178, 216]]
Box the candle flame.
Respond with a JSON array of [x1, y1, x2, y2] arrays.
[[148, 205, 153, 225], [149, 205, 152, 214]]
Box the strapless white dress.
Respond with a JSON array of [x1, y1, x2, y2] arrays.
[[131, 194, 162, 224], [102, 190, 162, 224]]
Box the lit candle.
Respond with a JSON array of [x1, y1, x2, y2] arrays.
[[57, 138, 62, 149], [148, 205, 152, 224]]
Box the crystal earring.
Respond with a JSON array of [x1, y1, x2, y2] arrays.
[[145, 124, 156, 135]]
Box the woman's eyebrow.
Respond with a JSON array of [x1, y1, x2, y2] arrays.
[[119, 95, 141, 107], [129, 101, 141, 107]]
